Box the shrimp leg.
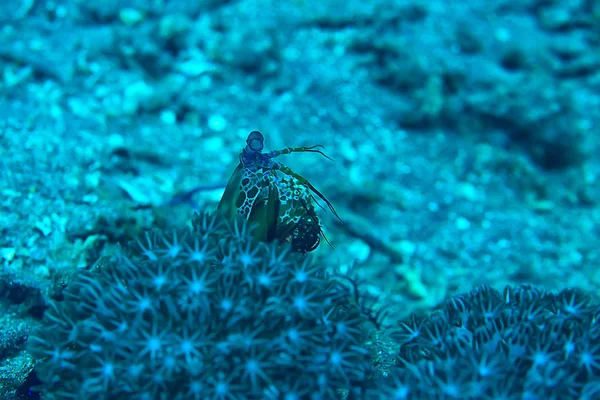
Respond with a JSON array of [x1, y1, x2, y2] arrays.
[[267, 145, 333, 161]]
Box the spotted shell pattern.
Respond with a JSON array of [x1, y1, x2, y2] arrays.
[[235, 167, 267, 217], [234, 165, 312, 224]]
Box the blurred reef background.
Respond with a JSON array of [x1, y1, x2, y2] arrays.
[[0, 0, 599, 398]]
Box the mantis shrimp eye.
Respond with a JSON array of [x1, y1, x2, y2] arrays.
[[246, 130, 264, 152]]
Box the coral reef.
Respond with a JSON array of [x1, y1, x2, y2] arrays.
[[28, 213, 380, 399], [376, 285, 600, 399]]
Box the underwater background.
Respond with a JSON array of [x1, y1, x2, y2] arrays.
[[1, 0, 599, 399]]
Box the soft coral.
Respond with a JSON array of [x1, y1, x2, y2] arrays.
[[28, 213, 377, 399]]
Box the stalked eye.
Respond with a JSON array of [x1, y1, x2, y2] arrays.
[[246, 131, 264, 152]]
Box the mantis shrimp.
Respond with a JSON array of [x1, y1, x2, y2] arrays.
[[172, 131, 342, 253]]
